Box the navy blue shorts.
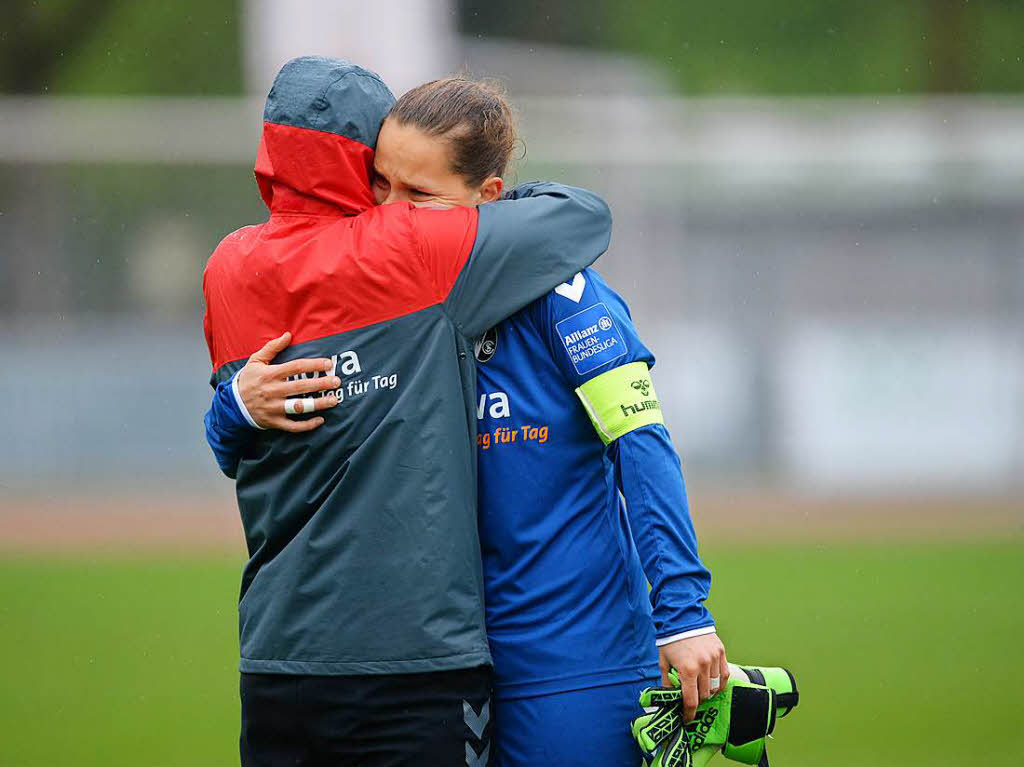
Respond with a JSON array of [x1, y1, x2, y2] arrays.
[[493, 677, 659, 767]]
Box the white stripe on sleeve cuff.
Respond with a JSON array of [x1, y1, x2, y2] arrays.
[[231, 374, 266, 430], [655, 626, 717, 646]]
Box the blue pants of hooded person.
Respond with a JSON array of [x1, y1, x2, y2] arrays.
[[493, 677, 660, 767]]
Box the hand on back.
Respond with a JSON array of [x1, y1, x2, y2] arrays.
[[236, 332, 339, 432]]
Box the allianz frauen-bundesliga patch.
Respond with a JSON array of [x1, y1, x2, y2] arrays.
[[556, 302, 628, 375]]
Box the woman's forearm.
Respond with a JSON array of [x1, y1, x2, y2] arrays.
[[612, 424, 714, 639]]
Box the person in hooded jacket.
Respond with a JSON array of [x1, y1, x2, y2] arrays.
[[201, 58, 611, 766]]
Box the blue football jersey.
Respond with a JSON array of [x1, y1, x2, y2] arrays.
[[475, 268, 711, 700]]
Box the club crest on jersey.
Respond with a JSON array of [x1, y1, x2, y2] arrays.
[[475, 327, 498, 363]]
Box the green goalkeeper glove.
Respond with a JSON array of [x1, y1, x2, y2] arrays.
[[634, 684, 693, 767], [632, 664, 799, 767]]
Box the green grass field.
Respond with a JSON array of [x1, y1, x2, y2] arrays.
[[2, 540, 1022, 766]]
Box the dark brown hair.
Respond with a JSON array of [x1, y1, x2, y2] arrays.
[[388, 77, 518, 187]]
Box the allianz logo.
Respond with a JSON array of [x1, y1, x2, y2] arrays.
[[562, 315, 612, 346]]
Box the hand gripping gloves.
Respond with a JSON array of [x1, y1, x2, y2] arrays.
[[632, 664, 799, 767]]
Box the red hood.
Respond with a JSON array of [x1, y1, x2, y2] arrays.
[[255, 121, 377, 217]]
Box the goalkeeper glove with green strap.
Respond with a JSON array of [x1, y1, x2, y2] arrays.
[[632, 664, 799, 767]]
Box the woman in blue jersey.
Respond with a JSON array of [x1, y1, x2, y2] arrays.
[[206, 77, 728, 766]]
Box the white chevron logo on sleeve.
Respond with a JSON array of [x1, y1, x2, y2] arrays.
[[465, 742, 491, 767], [463, 699, 490, 739], [554, 272, 586, 303]]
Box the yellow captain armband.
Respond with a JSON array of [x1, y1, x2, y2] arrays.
[[575, 361, 664, 445]]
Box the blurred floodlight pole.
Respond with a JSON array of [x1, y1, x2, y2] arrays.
[[243, 0, 457, 97]]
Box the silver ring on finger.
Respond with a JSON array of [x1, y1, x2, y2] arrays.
[[285, 397, 316, 415], [709, 676, 721, 692]]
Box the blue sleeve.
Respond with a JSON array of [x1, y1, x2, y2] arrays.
[[537, 269, 714, 638], [204, 373, 255, 479], [535, 268, 653, 384], [610, 427, 714, 638]]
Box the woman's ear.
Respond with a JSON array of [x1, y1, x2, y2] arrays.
[[478, 176, 504, 203]]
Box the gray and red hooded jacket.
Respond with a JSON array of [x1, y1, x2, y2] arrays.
[[202, 57, 611, 675]]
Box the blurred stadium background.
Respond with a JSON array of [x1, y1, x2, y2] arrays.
[[1, 2, 1022, 765]]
